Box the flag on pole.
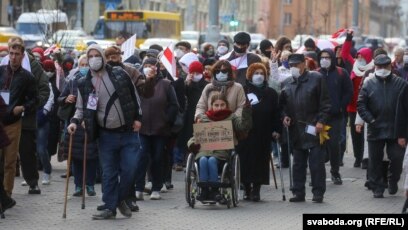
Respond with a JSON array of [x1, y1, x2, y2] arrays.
[[121, 34, 137, 61], [160, 43, 177, 80], [331, 28, 347, 39]]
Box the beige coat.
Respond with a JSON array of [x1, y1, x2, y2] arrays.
[[195, 82, 246, 120]]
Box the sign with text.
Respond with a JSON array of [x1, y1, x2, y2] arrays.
[[193, 120, 234, 151]]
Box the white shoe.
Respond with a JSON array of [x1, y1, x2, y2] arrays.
[[160, 186, 167, 193], [21, 180, 28, 186], [150, 191, 161, 200], [135, 191, 144, 200], [42, 173, 51, 185], [144, 181, 152, 193]]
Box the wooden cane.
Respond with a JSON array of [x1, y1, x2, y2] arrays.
[[63, 133, 73, 218], [270, 156, 278, 189], [81, 128, 87, 209]]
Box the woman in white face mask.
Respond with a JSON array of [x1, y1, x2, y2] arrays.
[[237, 62, 281, 201]]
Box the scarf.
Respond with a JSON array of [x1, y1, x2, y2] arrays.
[[205, 109, 232, 121], [206, 78, 234, 97], [352, 60, 374, 77]]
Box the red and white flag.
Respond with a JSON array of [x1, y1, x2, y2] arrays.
[[160, 43, 177, 80], [331, 28, 347, 39], [44, 44, 60, 56]]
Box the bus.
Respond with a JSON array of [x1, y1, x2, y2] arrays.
[[93, 10, 181, 48]]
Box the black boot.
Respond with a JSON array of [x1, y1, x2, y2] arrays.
[[243, 183, 252, 200], [197, 187, 209, 201], [251, 184, 261, 202]]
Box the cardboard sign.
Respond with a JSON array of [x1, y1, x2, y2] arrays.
[[193, 120, 234, 151]]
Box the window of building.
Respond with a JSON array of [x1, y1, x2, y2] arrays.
[[284, 0, 292, 4], [284, 13, 291, 25]]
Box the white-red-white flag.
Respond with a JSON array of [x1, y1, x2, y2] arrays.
[[331, 28, 347, 39], [44, 44, 60, 56], [160, 44, 177, 80]]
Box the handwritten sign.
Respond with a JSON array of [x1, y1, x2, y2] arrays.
[[193, 120, 234, 151]]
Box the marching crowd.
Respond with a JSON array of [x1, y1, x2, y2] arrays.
[[0, 29, 408, 219]]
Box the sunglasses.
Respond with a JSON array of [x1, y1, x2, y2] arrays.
[[215, 69, 229, 74]]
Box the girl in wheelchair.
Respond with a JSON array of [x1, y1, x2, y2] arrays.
[[188, 93, 251, 202]]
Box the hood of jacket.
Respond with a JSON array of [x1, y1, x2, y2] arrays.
[[357, 47, 373, 64], [86, 44, 107, 69], [318, 48, 336, 71]]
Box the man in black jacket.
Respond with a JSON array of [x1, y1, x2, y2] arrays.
[[67, 44, 142, 220], [317, 49, 353, 185], [0, 37, 37, 196], [280, 54, 331, 203], [357, 54, 408, 198]]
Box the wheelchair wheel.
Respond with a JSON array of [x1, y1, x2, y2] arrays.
[[231, 153, 240, 207], [185, 153, 196, 206]]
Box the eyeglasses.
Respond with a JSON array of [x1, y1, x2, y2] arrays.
[[215, 69, 229, 74]]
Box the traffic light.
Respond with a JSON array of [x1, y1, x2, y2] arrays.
[[230, 15, 238, 27]]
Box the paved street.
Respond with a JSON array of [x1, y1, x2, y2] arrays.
[[0, 149, 405, 230]]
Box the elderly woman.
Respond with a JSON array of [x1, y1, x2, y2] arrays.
[[237, 63, 281, 202], [195, 60, 246, 121]]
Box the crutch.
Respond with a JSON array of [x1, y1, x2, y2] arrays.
[[276, 141, 286, 201], [81, 128, 88, 210], [286, 126, 293, 191], [63, 133, 73, 219], [270, 154, 278, 189]]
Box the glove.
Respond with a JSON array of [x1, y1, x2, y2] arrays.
[[346, 30, 353, 41], [188, 143, 201, 154]]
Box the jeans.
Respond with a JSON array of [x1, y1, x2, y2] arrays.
[[173, 146, 185, 164], [73, 158, 98, 187], [98, 130, 140, 211], [135, 135, 166, 192], [36, 122, 52, 174], [199, 157, 218, 182]]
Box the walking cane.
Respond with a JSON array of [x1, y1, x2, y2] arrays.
[[63, 133, 73, 219], [270, 155, 278, 189], [81, 127, 88, 210], [286, 126, 293, 191], [276, 141, 286, 201]]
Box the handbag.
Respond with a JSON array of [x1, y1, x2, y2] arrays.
[[57, 102, 75, 121]]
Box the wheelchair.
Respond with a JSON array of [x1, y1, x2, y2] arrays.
[[185, 150, 240, 209]]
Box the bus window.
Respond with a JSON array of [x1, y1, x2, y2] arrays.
[[104, 21, 147, 39], [93, 19, 105, 39], [147, 19, 177, 38]]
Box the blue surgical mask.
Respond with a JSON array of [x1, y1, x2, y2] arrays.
[[215, 72, 229, 82], [79, 67, 89, 76], [282, 60, 289, 69]]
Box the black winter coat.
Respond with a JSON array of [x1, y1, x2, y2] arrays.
[[357, 73, 407, 140], [237, 83, 281, 184], [396, 85, 408, 139], [280, 71, 331, 149], [0, 95, 10, 148]]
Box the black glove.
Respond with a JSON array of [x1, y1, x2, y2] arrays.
[[189, 143, 201, 154], [346, 30, 353, 41]]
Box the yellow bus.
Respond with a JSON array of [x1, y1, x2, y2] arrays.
[[92, 10, 181, 48]]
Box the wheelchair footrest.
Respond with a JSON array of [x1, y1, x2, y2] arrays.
[[197, 181, 231, 188]]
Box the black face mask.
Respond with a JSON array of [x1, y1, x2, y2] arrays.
[[108, 61, 122, 67], [262, 51, 271, 58], [233, 45, 246, 54]]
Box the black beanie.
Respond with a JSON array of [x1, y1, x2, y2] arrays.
[[233, 32, 251, 44], [259, 39, 273, 52], [217, 39, 229, 48], [143, 57, 158, 66], [304, 38, 316, 49]]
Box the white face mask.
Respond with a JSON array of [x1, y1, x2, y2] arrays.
[[320, 58, 331, 69], [89, 57, 103, 71], [403, 55, 408, 64], [143, 67, 152, 76], [251, 74, 264, 86], [175, 49, 185, 59], [217, 46, 228, 55], [192, 73, 203, 82], [215, 72, 229, 82], [375, 68, 391, 78], [357, 59, 367, 67], [290, 67, 301, 78]]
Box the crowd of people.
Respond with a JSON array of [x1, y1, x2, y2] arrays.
[[0, 29, 408, 219]]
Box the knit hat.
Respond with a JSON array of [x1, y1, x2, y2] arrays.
[[374, 54, 391, 65], [217, 39, 229, 48], [304, 38, 316, 49], [259, 39, 273, 52], [42, 59, 55, 72], [189, 61, 203, 74], [143, 57, 158, 66], [233, 32, 251, 45]]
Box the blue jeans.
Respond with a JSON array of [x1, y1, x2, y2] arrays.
[[172, 146, 185, 164], [199, 157, 218, 182], [98, 130, 140, 211], [73, 158, 98, 187], [36, 122, 51, 174], [135, 135, 166, 192]]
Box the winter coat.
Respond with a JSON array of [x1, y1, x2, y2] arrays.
[[237, 83, 281, 184], [195, 80, 246, 120], [280, 71, 331, 149], [0, 95, 10, 148], [188, 106, 252, 161], [139, 76, 179, 137], [397, 66, 408, 81], [317, 48, 353, 116], [396, 85, 408, 140], [0, 65, 37, 126], [357, 73, 407, 141]]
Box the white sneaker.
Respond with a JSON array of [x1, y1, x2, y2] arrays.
[[144, 181, 152, 193], [150, 191, 161, 200], [42, 173, 51, 185], [160, 186, 168, 193], [21, 180, 28, 186], [135, 191, 144, 200]]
